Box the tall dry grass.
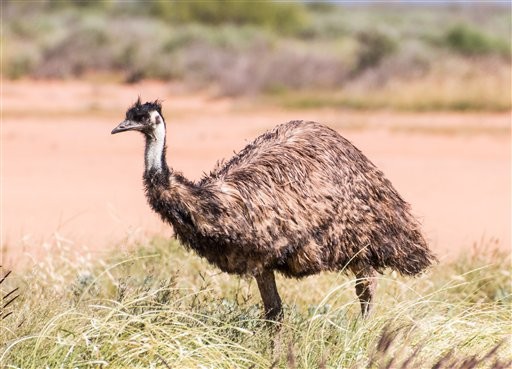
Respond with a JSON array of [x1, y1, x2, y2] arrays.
[[0, 236, 510, 368]]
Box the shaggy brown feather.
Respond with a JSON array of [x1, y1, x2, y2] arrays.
[[115, 100, 437, 320], [148, 121, 435, 276]]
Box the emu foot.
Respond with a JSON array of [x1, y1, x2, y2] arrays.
[[264, 306, 283, 322]]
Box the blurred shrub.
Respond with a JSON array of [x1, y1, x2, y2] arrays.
[[46, 0, 112, 9], [353, 29, 397, 74], [444, 24, 510, 58], [296, 12, 349, 40], [178, 41, 348, 96], [305, 1, 337, 13], [35, 26, 111, 78], [352, 40, 432, 88], [6, 55, 35, 79], [147, 0, 308, 35]]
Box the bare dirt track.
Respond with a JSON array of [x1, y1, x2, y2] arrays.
[[2, 80, 510, 267]]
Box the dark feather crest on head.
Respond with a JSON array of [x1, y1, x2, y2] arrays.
[[126, 97, 163, 122]]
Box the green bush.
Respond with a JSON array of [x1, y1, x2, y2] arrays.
[[6, 55, 34, 79], [148, 0, 308, 35], [444, 24, 510, 57], [354, 29, 397, 73], [46, 0, 112, 9]]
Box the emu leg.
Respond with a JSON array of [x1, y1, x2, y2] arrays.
[[352, 266, 377, 317], [255, 269, 283, 321]]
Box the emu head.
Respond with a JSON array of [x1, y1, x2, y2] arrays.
[[111, 98, 165, 140]]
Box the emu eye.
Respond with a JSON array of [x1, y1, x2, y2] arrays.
[[133, 113, 145, 121], [155, 116, 161, 124]]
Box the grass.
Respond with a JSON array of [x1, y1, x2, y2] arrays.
[[0, 236, 510, 368]]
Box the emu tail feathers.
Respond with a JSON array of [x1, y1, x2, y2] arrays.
[[365, 207, 438, 276], [388, 228, 437, 276]]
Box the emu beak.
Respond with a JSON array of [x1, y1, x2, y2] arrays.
[[111, 120, 144, 134]]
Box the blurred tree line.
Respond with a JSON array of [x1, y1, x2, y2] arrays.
[[3, 0, 511, 110], [8, 0, 308, 34]]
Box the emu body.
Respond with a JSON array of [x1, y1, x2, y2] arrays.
[[112, 99, 436, 320]]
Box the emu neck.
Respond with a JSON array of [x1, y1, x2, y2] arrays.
[[142, 120, 213, 240], [144, 123, 168, 176]]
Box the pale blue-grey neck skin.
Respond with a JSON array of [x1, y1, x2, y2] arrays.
[[144, 111, 167, 174]]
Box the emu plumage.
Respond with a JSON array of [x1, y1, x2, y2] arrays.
[[112, 99, 436, 320]]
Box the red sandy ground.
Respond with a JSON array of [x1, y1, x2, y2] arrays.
[[1, 80, 510, 268]]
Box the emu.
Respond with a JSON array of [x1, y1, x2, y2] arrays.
[[111, 98, 436, 321]]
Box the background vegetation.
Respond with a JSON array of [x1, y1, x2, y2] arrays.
[[3, 0, 511, 110], [0, 236, 510, 368]]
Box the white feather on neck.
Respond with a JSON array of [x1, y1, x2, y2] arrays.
[[145, 111, 166, 173]]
